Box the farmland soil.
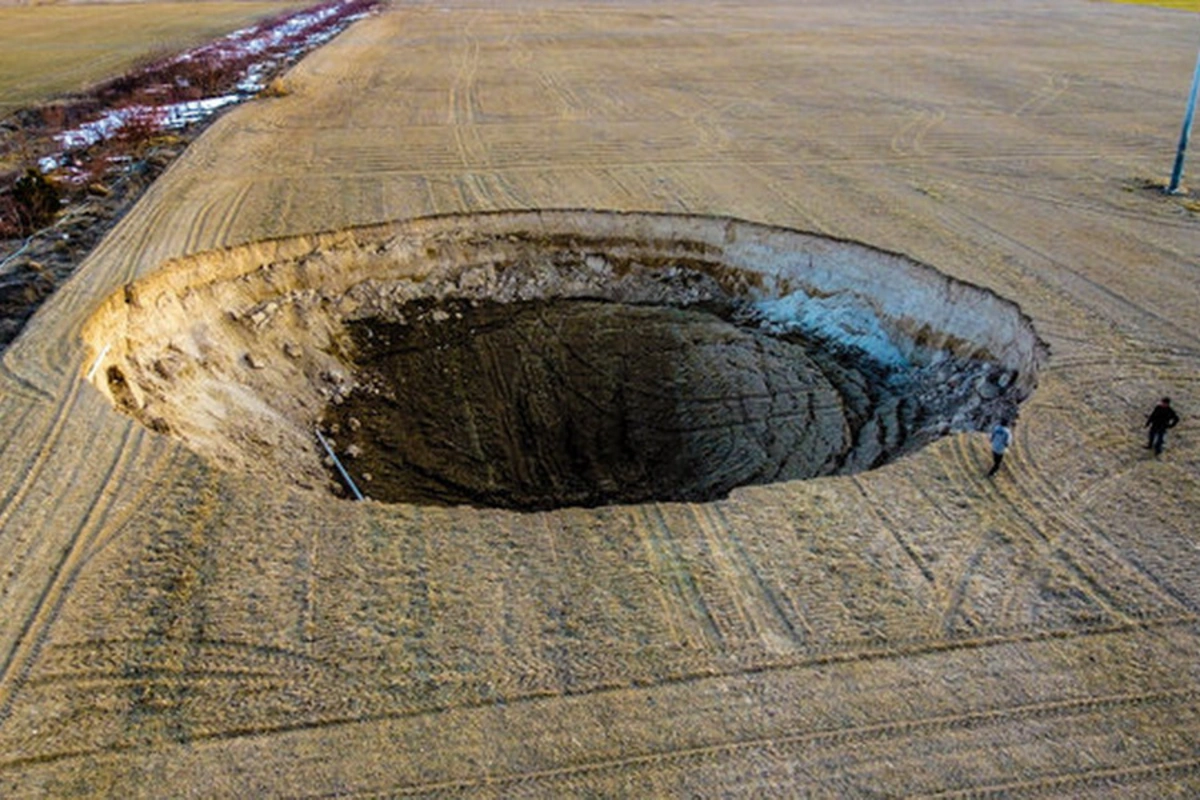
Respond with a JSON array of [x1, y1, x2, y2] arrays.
[[1, 2, 1199, 797]]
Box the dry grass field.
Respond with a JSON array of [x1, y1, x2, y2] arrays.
[[1, 0, 1199, 796], [1108, 0, 1200, 9], [0, 1, 312, 117]]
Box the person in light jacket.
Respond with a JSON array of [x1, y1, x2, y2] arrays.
[[987, 419, 1014, 477]]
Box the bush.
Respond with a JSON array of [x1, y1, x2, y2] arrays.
[[0, 169, 62, 237], [114, 106, 167, 148]]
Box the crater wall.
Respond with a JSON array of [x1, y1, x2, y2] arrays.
[[81, 210, 1047, 506]]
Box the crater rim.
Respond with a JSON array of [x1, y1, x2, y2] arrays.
[[81, 209, 1048, 509]]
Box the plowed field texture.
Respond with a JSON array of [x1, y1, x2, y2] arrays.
[[1, 0, 1199, 797]]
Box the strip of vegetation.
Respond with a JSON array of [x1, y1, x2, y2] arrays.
[[1103, 0, 1200, 9], [0, 0, 382, 347]]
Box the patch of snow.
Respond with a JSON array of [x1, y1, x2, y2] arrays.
[[755, 292, 910, 369], [37, 1, 377, 171], [40, 95, 241, 171]]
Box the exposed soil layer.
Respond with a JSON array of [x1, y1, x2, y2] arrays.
[[82, 211, 1044, 508]]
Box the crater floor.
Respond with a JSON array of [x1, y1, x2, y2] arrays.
[[329, 299, 857, 508]]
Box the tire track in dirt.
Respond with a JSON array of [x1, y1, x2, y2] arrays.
[[973, 178, 1198, 233], [4, 633, 361, 767], [35, 197, 179, 344], [0, 188, 194, 692], [921, 758, 1200, 799], [76, 440, 184, 571], [636, 504, 724, 652], [945, 202, 1200, 350], [519, 511, 577, 692], [441, 14, 525, 217], [162, 149, 1168, 184], [1044, 350, 1200, 380], [0, 417, 141, 722], [296, 687, 1200, 798], [2, 610, 1193, 775], [500, 20, 532, 70], [27, 638, 326, 688], [15, 479, 397, 756], [928, 439, 1040, 635], [890, 107, 945, 157], [941, 529, 1006, 635], [0, 352, 55, 403], [180, 182, 253, 254], [114, 476, 235, 745], [0, 420, 155, 610], [0, 403, 44, 487], [682, 503, 806, 652], [535, 65, 586, 120], [1012, 72, 1070, 117], [0, 377, 86, 543], [1006, 418, 1200, 617], [0, 211, 185, 716], [447, 12, 486, 172], [939, 435, 1118, 630], [988, 452, 1179, 624], [851, 476, 937, 585], [0, 199, 179, 546], [865, 466, 991, 630], [72, 189, 175, 287], [708, 502, 815, 644], [873, 179, 1176, 362]]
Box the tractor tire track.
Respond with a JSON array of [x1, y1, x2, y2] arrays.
[[0, 416, 140, 722], [1005, 411, 1199, 618], [307, 687, 1199, 798], [2, 610, 1193, 775]]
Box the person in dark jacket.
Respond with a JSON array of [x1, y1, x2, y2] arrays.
[[1145, 397, 1180, 455]]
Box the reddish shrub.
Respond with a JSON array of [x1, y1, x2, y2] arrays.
[[0, 169, 62, 237], [0, 194, 25, 239], [114, 106, 167, 148]]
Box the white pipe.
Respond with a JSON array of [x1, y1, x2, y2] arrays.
[[85, 343, 111, 382]]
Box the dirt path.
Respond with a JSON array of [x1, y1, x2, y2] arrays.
[[1, 1, 1198, 795]]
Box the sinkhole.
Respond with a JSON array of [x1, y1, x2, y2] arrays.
[[82, 210, 1046, 510]]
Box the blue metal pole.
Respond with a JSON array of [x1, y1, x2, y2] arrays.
[[1167, 44, 1200, 194], [316, 428, 365, 501]]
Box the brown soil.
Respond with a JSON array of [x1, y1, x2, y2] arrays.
[[327, 299, 853, 508], [1, 2, 1198, 797]]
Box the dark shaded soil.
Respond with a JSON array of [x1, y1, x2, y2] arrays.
[[321, 298, 876, 510], [0, 140, 184, 348]]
